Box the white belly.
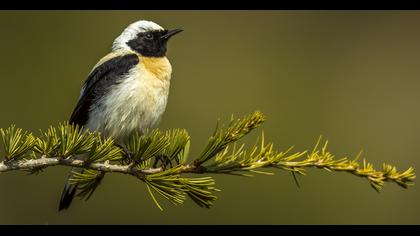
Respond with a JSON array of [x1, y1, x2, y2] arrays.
[[85, 63, 171, 144]]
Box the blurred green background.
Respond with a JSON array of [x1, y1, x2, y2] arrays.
[[0, 10, 419, 224]]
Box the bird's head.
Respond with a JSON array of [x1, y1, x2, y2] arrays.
[[112, 20, 183, 57]]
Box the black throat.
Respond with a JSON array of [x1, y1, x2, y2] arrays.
[[126, 30, 168, 57]]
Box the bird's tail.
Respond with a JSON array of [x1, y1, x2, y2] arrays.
[[58, 167, 82, 211]]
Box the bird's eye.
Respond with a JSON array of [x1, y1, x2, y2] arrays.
[[145, 33, 153, 40]]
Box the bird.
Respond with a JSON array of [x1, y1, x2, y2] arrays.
[[58, 20, 183, 211]]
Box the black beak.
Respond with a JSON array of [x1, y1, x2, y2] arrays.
[[161, 28, 183, 40]]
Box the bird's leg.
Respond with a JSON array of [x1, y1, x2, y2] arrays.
[[152, 156, 161, 168], [173, 156, 181, 166], [115, 144, 135, 162], [152, 155, 174, 170], [154, 156, 167, 170], [161, 156, 169, 170], [168, 158, 173, 168]]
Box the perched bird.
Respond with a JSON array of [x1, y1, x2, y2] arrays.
[[58, 20, 183, 211]]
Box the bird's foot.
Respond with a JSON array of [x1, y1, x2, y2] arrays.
[[115, 144, 136, 162], [152, 155, 174, 170]]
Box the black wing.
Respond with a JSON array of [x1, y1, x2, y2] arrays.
[[69, 53, 139, 126], [59, 53, 139, 211]]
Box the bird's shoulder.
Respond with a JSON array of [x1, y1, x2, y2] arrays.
[[91, 50, 138, 72], [79, 50, 140, 97]]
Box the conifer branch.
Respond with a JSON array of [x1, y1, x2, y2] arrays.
[[0, 111, 415, 210]]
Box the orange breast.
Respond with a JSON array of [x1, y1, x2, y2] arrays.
[[139, 56, 172, 80]]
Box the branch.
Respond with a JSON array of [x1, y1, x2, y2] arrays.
[[0, 156, 197, 176], [0, 111, 416, 210]]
